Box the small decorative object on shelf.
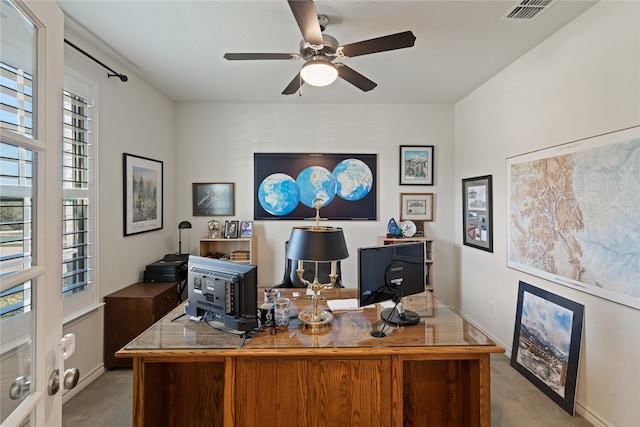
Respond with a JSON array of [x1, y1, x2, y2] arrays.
[[400, 220, 417, 237], [387, 218, 402, 238], [208, 220, 220, 238], [224, 220, 239, 238]]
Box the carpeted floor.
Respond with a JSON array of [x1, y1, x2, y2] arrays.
[[63, 353, 593, 426]]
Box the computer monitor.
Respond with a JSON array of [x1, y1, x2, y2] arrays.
[[358, 241, 426, 328], [184, 255, 258, 332]]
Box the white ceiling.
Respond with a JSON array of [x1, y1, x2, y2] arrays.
[[56, 0, 596, 104]]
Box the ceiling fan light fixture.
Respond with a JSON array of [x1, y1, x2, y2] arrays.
[[300, 59, 338, 87]]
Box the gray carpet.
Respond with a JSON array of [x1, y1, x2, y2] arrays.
[[63, 354, 593, 426]]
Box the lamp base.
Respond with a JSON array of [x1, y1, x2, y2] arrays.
[[298, 309, 333, 331]]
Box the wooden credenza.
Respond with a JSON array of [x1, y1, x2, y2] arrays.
[[117, 289, 504, 426], [103, 281, 179, 368]]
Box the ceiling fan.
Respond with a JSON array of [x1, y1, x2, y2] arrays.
[[223, 0, 416, 95]]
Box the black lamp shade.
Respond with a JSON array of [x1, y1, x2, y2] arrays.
[[286, 226, 349, 262], [178, 221, 192, 229]]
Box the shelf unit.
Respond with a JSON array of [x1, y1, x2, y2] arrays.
[[377, 236, 435, 292], [198, 236, 257, 265]]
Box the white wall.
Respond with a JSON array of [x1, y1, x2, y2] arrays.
[[62, 29, 176, 393], [455, 2, 639, 426], [175, 104, 459, 304]]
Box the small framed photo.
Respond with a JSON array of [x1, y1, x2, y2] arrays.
[[224, 220, 239, 238], [462, 175, 493, 252], [240, 221, 253, 238], [400, 193, 434, 221], [192, 182, 234, 216], [400, 145, 434, 185]]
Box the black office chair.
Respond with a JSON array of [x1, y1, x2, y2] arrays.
[[273, 241, 344, 288]]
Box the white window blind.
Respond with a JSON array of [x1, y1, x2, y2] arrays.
[[62, 90, 93, 299]]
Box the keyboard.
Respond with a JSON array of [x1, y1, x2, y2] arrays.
[[163, 253, 189, 263]]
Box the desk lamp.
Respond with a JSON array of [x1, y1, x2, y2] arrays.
[[178, 221, 192, 254], [286, 208, 348, 331]]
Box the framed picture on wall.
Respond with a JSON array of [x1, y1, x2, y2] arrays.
[[462, 175, 493, 252], [123, 153, 163, 236], [192, 182, 235, 216], [400, 193, 434, 221], [399, 145, 434, 185], [254, 153, 377, 220]]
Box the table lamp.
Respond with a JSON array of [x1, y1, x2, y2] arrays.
[[178, 221, 192, 254], [286, 223, 349, 331]]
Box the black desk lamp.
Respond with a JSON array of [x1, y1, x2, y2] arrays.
[[178, 221, 192, 254], [286, 223, 349, 331]]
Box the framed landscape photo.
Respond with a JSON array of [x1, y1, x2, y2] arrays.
[[462, 175, 493, 252], [123, 153, 163, 236], [400, 193, 434, 221], [511, 281, 584, 415], [400, 145, 434, 185], [192, 182, 235, 216]]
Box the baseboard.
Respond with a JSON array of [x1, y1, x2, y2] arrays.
[[62, 363, 105, 404], [574, 402, 609, 427]]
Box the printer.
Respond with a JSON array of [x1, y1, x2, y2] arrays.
[[144, 256, 188, 282]]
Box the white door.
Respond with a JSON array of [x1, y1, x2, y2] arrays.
[[0, 0, 65, 426]]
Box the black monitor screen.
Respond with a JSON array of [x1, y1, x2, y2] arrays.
[[185, 255, 258, 331], [358, 242, 426, 308]]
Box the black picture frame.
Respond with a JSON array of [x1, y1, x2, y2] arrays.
[[192, 182, 235, 216], [123, 153, 163, 236], [511, 281, 584, 415], [254, 153, 377, 220], [462, 175, 493, 252], [224, 220, 239, 239], [399, 145, 434, 185]]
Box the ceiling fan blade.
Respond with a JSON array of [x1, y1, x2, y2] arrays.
[[224, 53, 298, 60], [339, 31, 416, 58], [282, 72, 303, 95], [287, 0, 324, 48], [336, 64, 377, 92]]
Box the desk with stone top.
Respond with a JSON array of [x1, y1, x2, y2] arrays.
[[117, 288, 504, 427]]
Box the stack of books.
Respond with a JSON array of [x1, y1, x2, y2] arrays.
[[230, 250, 250, 261]]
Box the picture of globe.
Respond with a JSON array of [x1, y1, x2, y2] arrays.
[[296, 166, 337, 208], [258, 173, 300, 216], [333, 158, 373, 201]]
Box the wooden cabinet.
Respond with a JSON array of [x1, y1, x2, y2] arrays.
[[103, 281, 179, 368], [378, 236, 435, 292], [198, 236, 257, 265]]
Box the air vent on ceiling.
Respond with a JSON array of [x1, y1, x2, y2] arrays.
[[501, 0, 557, 21]]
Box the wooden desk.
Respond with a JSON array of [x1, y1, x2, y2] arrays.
[[117, 289, 504, 427]]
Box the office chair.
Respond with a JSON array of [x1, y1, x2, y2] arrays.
[[273, 241, 344, 288]]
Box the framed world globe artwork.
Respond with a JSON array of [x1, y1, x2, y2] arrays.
[[254, 153, 377, 220]]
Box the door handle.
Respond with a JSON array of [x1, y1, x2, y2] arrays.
[[9, 376, 30, 400], [47, 334, 81, 395]]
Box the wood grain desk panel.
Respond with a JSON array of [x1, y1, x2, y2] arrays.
[[118, 289, 504, 427]]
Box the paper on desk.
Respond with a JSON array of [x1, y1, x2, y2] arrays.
[[326, 299, 360, 312]]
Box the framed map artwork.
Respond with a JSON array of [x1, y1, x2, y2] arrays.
[[254, 153, 376, 220], [507, 126, 640, 309]]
